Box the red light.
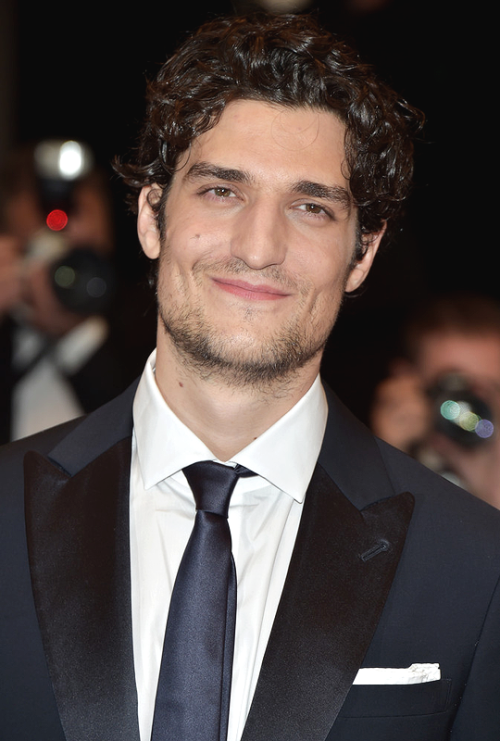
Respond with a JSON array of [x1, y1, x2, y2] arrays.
[[46, 209, 68, 231]]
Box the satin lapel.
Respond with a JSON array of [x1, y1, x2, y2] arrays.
[[24, 436, 140, 741], [241, 463, 414, 741]]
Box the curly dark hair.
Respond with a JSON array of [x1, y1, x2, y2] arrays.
[[115, 13, 423, 254]]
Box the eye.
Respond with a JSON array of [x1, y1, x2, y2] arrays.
[[297, 202, 330, 218], [208, 186, 235, 199], [305, 203, 323, 213], [197, 185, 240, 203]]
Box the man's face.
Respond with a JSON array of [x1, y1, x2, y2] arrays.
[[138, 100, 381, 387]]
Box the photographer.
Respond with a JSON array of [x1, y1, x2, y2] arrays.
[[371, 293, 500, 509], [0, 141, 146, 443]]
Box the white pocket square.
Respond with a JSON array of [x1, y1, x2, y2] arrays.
[[353, 663, 441, 685]]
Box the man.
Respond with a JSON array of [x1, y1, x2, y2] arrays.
[[371, 292, 500, 508], [1, 13, 499, 741]]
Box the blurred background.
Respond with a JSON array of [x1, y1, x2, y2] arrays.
[[0, 0, 489, 430]]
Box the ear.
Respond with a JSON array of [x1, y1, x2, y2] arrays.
[[345, 224, 386, 293], [137, 186, 162, 259]]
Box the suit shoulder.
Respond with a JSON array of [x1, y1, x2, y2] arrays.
[[376, 433, 478, 498], [0, 417, 85, 468], [0, 377, 138, 476], [375, 435, 500, 549]]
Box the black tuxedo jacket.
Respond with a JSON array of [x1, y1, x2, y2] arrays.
[[1, 381, 500, 740]]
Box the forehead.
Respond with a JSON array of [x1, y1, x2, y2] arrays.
[[417, 331, 500, 382], [178, 99, 349, 189]]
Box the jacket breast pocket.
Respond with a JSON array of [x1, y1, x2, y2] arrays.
[[338, 679, 452, 718]]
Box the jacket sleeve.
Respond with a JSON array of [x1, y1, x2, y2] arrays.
[[450, 571, 500, 739]]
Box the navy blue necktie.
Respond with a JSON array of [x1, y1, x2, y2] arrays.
[[151, 461, 255, 741]]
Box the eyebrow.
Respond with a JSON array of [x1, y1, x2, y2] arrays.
[[292, 180, 352, 210], [185, 162, 353, 211], [185, 162, 249, 184]]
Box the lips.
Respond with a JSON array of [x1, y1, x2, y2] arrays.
[[212, 277, 291, 301]]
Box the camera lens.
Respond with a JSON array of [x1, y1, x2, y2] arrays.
[[430, 373, 494, 448], [50, 248, 116, 315]]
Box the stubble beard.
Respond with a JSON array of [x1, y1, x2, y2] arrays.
[[157, 259, 339, 391]]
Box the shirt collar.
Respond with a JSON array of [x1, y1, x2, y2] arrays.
[[133, 350, 328, 502]]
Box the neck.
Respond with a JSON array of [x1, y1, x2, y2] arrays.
[[153, 334, 321, 462]]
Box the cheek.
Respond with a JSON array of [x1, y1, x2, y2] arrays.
[[295, 230, 353, 280], [158, 234, 212, 301], [302, 260, 352, 329], [165, 218, 224, 269], [302, 251, 351, 299]]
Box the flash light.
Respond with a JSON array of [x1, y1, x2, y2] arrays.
[[46, 209, 68, 231]]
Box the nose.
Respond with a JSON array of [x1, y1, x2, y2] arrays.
[[230, 200, 287, 270]]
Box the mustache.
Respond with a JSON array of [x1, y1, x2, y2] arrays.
[[191, 257, 303, 293]]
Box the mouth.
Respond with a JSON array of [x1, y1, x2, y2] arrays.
[[211, 277, 291, 301]]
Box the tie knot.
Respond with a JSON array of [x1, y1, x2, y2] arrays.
[[183, 461, 255, 517]]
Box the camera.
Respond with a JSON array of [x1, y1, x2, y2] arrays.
[[50, 246, 116, 315], [429, 373, 495, 448], [23, 139, 116, 316]]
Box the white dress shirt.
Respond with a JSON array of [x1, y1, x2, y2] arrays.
[[11, 316, 109, 441], [130, 350, 328, 741]]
